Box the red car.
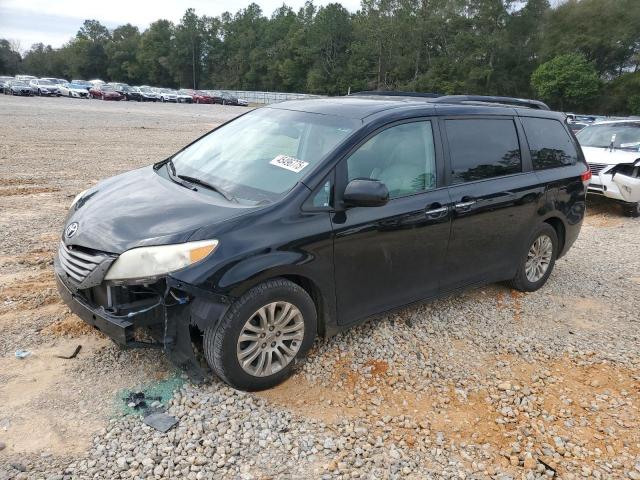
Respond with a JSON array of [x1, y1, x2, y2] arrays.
[[180, 89, 214, 104], [89, 84, 123, 101]]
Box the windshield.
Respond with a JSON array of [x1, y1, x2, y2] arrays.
[[577, 123, 640, 151], [13, 81, 27, 86], [101, 85, 114, 91], [171, 108, 357, 204], [40, 80, 54, 85], [69, 83, 84, 89]]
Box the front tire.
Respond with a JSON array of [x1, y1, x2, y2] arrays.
[[203, 278, 317, 391], [508, 223, 558, 292]]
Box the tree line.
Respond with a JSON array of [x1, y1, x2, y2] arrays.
[[1, 0, 639, 114]]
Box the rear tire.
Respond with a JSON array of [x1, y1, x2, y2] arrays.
[[508, 223, 558, 292], [623, 202, 640, 218], [203, 278, 317, 391]]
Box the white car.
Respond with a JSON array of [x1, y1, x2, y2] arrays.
[[58, 82, 90, 99], [577, 119, 640, 217], [176, 90, 192, 103], [159, 88, 178, 102]]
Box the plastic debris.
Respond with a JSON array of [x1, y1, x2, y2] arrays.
[[15, 350, 31, 359], [143, 412, 178, 433]]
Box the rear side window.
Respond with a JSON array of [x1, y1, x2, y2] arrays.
[[521, 117, 578, 170], [445, 119, 522, 184]]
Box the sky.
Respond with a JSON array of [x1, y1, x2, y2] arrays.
[[0, 0, 362, 52]]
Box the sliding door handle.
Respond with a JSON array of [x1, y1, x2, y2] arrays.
[[454, 200, 476, 210]]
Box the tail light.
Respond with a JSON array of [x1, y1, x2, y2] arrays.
[[581, 168, 592, 187]]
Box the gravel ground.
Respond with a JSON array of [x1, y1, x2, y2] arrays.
[[0, 96, 639, 480]]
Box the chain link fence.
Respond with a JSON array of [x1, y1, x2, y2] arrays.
[[218, 90, 325, 105]]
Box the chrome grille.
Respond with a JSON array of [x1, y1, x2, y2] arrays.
[[588, 163, 610, 176], [58, 242, 108, 284]]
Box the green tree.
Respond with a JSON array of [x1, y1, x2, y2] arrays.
[[542, 0, 640, 76], [106, 24, 141, 83], [137, 20, 175, 87], [531, 54, 600, 110], [0, 39, 22, 74]]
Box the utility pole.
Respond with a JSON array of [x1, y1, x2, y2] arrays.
[[192, 34, 196, 90]]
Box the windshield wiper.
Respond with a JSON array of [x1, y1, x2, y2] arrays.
[[177, 174, 238, 203], [161, 158, 197, 191]]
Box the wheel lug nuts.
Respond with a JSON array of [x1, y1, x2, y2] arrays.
[[271, 342, 276, 347], [276, 331, 280, 336], [261, 343, 266, 348], [260, 333, 265, 338], [269, 326, 274, 331]]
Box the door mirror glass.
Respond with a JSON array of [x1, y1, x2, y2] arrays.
[[343, 179, 389, 207]]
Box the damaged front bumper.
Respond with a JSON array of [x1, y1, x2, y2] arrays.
[[54, 253, 231, 382], [589, 161, 640, 203]]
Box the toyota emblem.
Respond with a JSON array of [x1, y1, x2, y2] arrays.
[[65, 222, 79, 238]]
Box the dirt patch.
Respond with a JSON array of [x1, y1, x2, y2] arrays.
[[0, 186, 60, 197], [259, 355, 639, 474], [0, 270, 59, 312], [0, 337, 109, 455], [43, 314, 100, 338]]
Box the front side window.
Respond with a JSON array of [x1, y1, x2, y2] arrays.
[[171, 108, 357, 204], [347, 121, 437, 199], [445, 119, 522, 184], [521, 117, 578, 170]]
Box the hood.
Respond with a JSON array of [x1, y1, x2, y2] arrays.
[[64, 166, 257, 254], [582, 146, 640, 166]]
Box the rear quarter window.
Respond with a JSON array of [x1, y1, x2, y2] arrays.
[[445, 118, 522, 184], [521, 117, 578, 170]]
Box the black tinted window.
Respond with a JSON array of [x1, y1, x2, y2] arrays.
[[445, 119, 521, 184], [522, 117, 578, 169]]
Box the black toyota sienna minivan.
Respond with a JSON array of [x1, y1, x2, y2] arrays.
[[55, 95, 589, 390]]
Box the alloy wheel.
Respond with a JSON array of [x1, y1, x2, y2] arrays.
[[236, 301, 305, 377], [525, 234, 553, 282]]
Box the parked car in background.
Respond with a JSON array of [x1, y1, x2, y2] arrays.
[[159, 88, 179, 102], [29, 79, 59, 96], [71, 79, 92, 90], [89, 84, 123, 101], [126, 86, 159, 102], [569, 122, 589, 134], [4, 80, 34, 96], [577, 120, 640, 217], [15, 74, 37, 82], [112, 84, 132, 99], [180, 89, 214, 104], [58, 82, 90, 99], [0, 76, 13, 89], [54, 95, 588, 390], [214, 91, 249, 106], [88, 79, 106, 87], [176, 90, 193, 103]]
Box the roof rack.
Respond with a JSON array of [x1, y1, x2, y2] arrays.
[[431, 95, 550, 110], [349, 90, 442, 99], [348, 91, 550, 110]]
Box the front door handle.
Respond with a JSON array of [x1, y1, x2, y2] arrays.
[[425, 204, 449, 218]]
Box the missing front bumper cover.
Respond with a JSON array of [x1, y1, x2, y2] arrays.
[[54, 259, 227, 383]]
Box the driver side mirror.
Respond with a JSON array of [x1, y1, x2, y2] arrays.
[[343, 179, 389, 207]]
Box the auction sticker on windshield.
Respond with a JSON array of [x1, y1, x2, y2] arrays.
[[270, 155, 309, 173]]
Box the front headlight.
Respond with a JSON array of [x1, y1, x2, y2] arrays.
[[105, 240, 219, 281], [70, 189, 88, 207]]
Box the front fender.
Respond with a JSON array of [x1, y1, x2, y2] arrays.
[[218, 251, 310, 296]]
